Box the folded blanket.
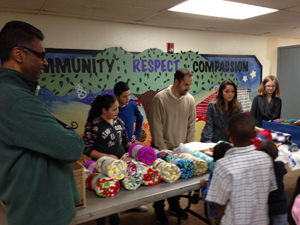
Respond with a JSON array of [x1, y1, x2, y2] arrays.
[[139, 162, 161, 186], [161, 149, 179, 155], [271, 130, 292, 145], [174, 142, 217, 154], [157, 151, 194, 179], [120, 152, 133, 161], [86, 173, 120, 198], [251, 129, 272, 150], [178, 153, 208, 175], [156, 151, 173, 162], [95, 156, 127, 180], [83, 160, 98, 173], [129, 143, 157, 165], [121, 161, 143, 190], [153, 158, 181, 183], [191, 150, 214, 171], [170, 157, 194, 179]]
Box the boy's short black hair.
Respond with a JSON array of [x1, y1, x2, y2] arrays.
[[260, 139, 278, 160], [213, 141, 233, 162], [228, 113, 256, 143], [114, 81, 130, 96]]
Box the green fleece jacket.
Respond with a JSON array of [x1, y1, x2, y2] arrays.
[[0, 68, 84, 225]]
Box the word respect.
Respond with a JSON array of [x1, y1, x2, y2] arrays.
[[133, 59, 180, 73]]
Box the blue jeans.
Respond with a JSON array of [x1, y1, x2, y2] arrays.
[[270, 213, 287, 225]]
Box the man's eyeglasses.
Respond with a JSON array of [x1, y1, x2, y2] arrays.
[[18, 46, 46, 60]]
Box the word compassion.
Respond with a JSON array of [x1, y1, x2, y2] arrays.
[[193, 60, 249, 73]]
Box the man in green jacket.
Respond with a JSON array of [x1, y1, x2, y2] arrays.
[[0, 21, 84, 225]]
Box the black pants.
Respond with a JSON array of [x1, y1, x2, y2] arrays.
[[96, 213, 120, 225], [153, 195, 180, 210]]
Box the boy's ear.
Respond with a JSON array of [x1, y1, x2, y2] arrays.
[[250, 129, 256, 139], [226, 129, 230, 138], [102, 108, 106, 114], [226, 129, 234, 144]]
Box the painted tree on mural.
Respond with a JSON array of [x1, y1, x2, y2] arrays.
[[39, 47, 238, 96], [37, 47, 260, 145]]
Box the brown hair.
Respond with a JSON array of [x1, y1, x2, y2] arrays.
[[258, 75, 280, 97], [174, 68, 193, 83], [260, 140, 278, 160], [216, 80, 240, 116]]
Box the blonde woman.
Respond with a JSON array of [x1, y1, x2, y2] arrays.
[[250, 75, 281, 127]]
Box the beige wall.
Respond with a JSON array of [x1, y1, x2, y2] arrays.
[[1, 12, 300, 78]]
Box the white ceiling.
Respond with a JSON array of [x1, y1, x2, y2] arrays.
[[1, 0, 300, 39]]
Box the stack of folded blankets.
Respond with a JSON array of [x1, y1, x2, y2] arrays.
[[82, 142, 212, 198], [121, 161, 143, 190], [153, 158, 181, 183], [85, 172, 121, 198], [157, 151, 194, 179]]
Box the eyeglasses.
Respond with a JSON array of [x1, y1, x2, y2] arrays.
[[18, 46, 46, 60], [265, 85, 276, 88]]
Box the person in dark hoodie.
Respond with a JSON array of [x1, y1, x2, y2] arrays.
[[260, 139, 288, 225]]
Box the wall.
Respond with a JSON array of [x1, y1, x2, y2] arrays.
[[277, 45, 300, 119], [1, 12, 300, 78]]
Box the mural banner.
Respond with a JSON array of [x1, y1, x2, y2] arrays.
[[39, 47, 262, 144]]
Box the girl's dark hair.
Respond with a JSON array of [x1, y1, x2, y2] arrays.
[[260, 139, 278, 160], [86, 94, 116, 123], [215, 79, 240, 115], [213, 141, 233, 162]]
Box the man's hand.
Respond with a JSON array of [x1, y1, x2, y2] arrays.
[[131, 135, 136, 142], [108, 154, 118, 159], [216, 204, 226, 224], [200, 179, 207, 187], [255, 126, 264, 134]]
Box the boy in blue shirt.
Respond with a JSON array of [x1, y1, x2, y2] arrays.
[[114, 81, 147, 212], [114, 81, 143, 143]]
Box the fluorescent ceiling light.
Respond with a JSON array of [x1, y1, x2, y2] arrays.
[[168, 0, 278, 20]]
